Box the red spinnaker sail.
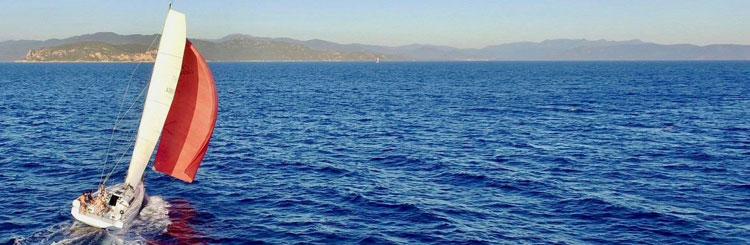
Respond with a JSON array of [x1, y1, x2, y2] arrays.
[[154, 39, 217, 183]]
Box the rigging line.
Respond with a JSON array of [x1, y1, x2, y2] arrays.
[[103, 88, 149, 185], [113, 75, 150, 128], [103, 126, 140, 185], [104, 98, 151, 185], [98, 34, 160, 184], [102, 77, 151, 185], [101, 114, 140, 185]]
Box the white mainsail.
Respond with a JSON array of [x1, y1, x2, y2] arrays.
[[125, 9, 186, 187]]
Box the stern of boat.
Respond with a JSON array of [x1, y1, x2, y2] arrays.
[[70, 181, 144, 230], [71, 199, 124, 229]]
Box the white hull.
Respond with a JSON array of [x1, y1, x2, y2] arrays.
[[71, 182, 145, 229]]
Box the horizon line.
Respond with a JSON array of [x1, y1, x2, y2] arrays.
[[3, 31, 750, 49]]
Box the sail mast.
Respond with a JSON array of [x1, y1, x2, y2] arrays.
[[124, 9, 186, 187]]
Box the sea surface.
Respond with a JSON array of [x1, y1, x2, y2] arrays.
[[1, 61, 749, 244]]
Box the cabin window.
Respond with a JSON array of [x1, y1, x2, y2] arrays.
[[108, 195, 120, 206]]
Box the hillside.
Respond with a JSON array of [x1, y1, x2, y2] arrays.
[[191, 38, 389, 61], [19, 36, 391, 62], [23, 42, 156, 62]]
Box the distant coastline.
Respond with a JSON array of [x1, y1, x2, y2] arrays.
[[19, 58, 161, 63], [13, 59, 394, 63], [3, 32, 750, 62]]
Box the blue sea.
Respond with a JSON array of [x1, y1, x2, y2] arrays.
[[1, 61, 749, 244]]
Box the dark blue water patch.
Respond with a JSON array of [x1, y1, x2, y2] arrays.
[[485, 178, 559, 197], [315, 164, 351, 175], [339, 192, 450, 226], [550, 156, 576, 164], [466, 107, 501, 113], [554, 197, 631, 220], [550, 197, 729, 242], [549, 166, 584, 173], [434, 171, 487, 186], [718, 183, 750, 192], [689, 151, 718, 162], [662, 163, 727, 173], [370, 155, 426, 168], [2, 61, 750, 244], [489, 155, 510, 163], [723, 126, 750, 132], [357, 235, 399, 244]]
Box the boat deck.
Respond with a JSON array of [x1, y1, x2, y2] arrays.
[[71, 182, 144, 229]]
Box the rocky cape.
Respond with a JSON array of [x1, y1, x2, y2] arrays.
[[23, 42, 157, 62], [5, 32, 750, 62]]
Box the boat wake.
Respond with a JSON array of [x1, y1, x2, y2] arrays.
[[14, 196, 171, 245]]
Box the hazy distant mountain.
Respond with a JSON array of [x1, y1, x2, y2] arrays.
[[554, 43, 750, 60], [49, 32, 159, 45], [469, 39, 648, 60], [216, 34, 466, 60], [6, 32, 750, 62], [190, 38, 389, 61], [468, 39, 750, 60], [214, 34, 750, 61]]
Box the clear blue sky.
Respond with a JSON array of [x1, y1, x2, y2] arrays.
[[1, 0, 749, 48]]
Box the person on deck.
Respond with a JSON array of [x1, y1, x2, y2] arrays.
[[94, 184, 109, 215], [77, 192, 88, 214]]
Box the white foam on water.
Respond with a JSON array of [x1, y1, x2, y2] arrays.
[[16, 196, 172, 245], [119, 195, 172, 241], [14, 221, 111, 245]]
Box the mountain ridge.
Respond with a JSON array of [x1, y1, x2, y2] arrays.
[[6, 32, 750, 61], [19, 36, 395, 62]]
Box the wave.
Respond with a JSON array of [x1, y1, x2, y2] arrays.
[[467, 107, 501, 113], [723, 126, 750, 132], [341, 192, 449, 224], [357, 235, 398, 244], [316, 165, 350, 175], [552, 195, 707, 240], [260, 161, 352, 176], [662, 163, 726, 172], [538, 105, 595, 114], [490, 156, 509, 163], [436, 171, 487, 186], [369, 155, 441, 171], [369, 155, 410, 165]]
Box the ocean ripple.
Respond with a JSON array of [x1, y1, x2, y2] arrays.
[[1, 61, 749, 244]]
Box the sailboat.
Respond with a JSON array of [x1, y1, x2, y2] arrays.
[[71, 6, 218, 230]]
